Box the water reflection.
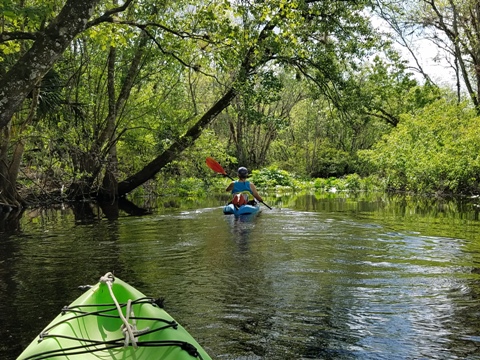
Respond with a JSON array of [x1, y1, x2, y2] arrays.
[[225, 214, 258, 252], [2, 194, 480, 359]]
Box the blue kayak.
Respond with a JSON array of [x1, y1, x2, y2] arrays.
[[223, 203, 261, 216]]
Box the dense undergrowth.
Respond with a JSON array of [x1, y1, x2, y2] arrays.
[[147, 161, 480, 202], [140, 166, 385, 200]]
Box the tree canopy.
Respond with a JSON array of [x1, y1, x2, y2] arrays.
[[0, 0, 478, 209]]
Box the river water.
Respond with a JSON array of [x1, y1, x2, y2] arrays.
[[1, 193, 480, 359]]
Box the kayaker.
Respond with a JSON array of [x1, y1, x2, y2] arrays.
[[226, 166, 264, 206]]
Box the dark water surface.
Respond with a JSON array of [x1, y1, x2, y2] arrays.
[[2, 193, 480, 359]]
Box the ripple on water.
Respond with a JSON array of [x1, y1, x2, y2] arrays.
[[3, 204, 480, 360]]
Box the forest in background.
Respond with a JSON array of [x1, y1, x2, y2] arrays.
[[1, 0, 480, 211]]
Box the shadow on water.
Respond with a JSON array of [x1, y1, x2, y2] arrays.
[[2, 192, 480, 359]]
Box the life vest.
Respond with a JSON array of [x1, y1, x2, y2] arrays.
[[232, 193, 248, 207]]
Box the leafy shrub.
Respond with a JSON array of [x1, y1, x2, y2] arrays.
[[359, 99, 480, 194], [313, 177, 340, 191], [250, 166, 295, 188], [310, 147, 357, 178], [344, 173, 362, 190]]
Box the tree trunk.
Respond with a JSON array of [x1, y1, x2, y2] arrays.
[[0, 0, 100, 203], [117, 87, 237, 195], [0, 124, 19, 206], [0, 0, 100, 131], [69, 34, 148, 200], [0, 82, 40, 206], [99, 46, 119, 201]]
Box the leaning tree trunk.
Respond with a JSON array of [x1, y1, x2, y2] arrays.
[[117, 87, 237, 196]]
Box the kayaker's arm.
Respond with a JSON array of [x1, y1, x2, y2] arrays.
[[226, 182, 234, 192], [249, 183, 263, 202]]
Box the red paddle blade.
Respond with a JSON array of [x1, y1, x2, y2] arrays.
[[206, 157, 227, 175]]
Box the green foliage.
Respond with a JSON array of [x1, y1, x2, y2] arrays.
[[310, 147, 357, 178], [250, 166, 295, 188], [6, 0, 476, 204], [144, 176, 208, 199], [312, 174, 382, 192], [173, 177, 207, 199], [359, 99, 480, 194], [36, 69, 63, 117], [313, 177, 339, 191], [0, 1, 54, 60], [333, 55, 440, 131], [226, 70, 301, 167], [268, 59, 436, 180], [343, 173, 361, 190]]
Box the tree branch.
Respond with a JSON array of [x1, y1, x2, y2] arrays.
[[0, 31, 37, 44], [86, 0, 135, 29]]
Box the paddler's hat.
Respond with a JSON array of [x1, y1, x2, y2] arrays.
[[238, 167, 248, 178]]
